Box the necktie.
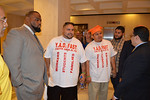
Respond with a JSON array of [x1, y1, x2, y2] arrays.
[[34, 34, 40, 45], [132, 48, 136, 52], [33, 34, 43, 52]]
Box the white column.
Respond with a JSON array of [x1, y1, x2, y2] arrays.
[[34, 0, 70, 49]]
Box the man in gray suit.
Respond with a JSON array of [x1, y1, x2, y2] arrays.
[[3, 11, 48, 100]]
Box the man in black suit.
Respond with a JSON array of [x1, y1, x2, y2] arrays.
[[118, 40, 134, 80], [112, 26, 150, 100]]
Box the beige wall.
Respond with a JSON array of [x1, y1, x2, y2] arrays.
[[1, 13, 150, 53], [34, 0, 70, 49], [70, 14, 150, 40], [1, 13, 24, 54], [7, 13, 25, 32]]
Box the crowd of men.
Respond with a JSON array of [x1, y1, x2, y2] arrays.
[[0, 6, 150, 100]]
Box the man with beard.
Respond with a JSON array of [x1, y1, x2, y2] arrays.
[[44, 22, 87, 100], [110, 26, 125, 95], [3, 11, 48, 100]]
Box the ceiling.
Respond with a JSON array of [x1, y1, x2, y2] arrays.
[[0, 0, 150, 16], [0, 0, 33, 16]]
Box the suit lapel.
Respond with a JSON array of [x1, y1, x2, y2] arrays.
[[22, 26, 44, 54]]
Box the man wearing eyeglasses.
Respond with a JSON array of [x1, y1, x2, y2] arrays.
[[0, 7, 7, 36], [0, 6, 12, 100], [112, 26, 150, 100]]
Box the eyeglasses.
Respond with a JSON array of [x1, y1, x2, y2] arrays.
[[0, 18, 7, 24]]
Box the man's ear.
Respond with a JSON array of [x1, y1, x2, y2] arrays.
[[24, 16, 30, 25], [123, 32, 125, 36], [135, 35, 140, 40], [25, 16, 30, 22]]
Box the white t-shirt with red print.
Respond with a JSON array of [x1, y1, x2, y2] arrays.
[[85, 39, 117, 82], [44, 36, 87, 87]]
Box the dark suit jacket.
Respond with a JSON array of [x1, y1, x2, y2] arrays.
[[118, 40, 134, 78], [114, 42, 150, 100]]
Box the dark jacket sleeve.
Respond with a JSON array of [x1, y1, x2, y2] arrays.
[[118, 40, 134, 78]]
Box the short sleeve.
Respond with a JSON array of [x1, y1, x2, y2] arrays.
[[109, 42, 117, 57], [44, 39, 55, 58], [85, 45, 92, 60], [79, 43, 87, 63]]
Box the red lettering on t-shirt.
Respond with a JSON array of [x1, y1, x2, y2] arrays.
[[63, 43, 66, 48], [67, 43, 70, 48], [101, 53, 104, 68], [98, 46, 101, 51], [101, 45, 108, 51], [70, 54, 75, 73], [55, 52, 59, 71], [93, 47, 95, 51], [62, 52, 67, 72], [96, 47, 99, 51], [106, 53, 108, 67], [93, 45, 109, 52], [55, 43, 58, 47], [58, 43, 62, 48], [97, 54, 99, 68], [74, 45, 77, 50], [70, 44, 73, 49], [55, 42, 77, 52]]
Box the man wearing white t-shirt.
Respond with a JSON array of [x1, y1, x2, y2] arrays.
[[85, 25, 117, 100], [44, 22, 87, 100]]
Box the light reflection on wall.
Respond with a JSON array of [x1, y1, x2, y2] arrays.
[[124, 14, 137, 21], [126, 14, 136, 17]]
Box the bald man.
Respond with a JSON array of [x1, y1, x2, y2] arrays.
[[0, 6, 12, 100]]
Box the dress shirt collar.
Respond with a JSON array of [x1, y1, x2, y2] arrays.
[[23, 24, 34, 35], [135, 42, 147, 49]]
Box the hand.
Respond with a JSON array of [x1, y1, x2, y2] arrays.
[[79, 73, 85, 83], [119, 78, 122, 82], [112, 95, 116, 100], [112, 97, 116, 100], [86, 76, 91, 83], [112, 70, 116, 78]]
